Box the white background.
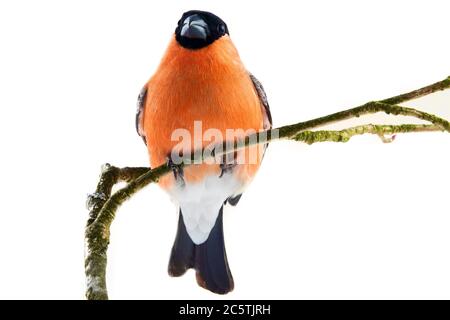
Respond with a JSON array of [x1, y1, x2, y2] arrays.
[[0, 0, 449, 299]]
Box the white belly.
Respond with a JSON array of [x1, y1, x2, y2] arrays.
[[168, 171, 243, 244]]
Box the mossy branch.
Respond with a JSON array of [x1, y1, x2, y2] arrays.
[[85, 76, 450, 300], [294, 124, 441, 144], [85, 165, 148, 300]]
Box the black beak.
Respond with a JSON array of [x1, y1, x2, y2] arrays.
[[180, 14, 209, 40]]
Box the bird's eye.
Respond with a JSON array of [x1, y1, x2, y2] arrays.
[[217, 24, 226, 35]]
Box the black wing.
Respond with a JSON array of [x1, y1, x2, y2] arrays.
[[249, 73, 272, 130], [227, 73, 272, 207], [135, 85, 147, 144]]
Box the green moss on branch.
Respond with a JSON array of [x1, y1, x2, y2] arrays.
[[85, 165, 149, 300], [294, 124, 440, 144]]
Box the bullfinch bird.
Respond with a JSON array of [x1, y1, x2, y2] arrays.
[[136, 10, 272, 294]]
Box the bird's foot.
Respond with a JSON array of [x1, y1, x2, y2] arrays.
[[167, 156, 185, 184], [219, 152, 238, 177]]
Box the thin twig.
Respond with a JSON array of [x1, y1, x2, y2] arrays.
[[293, 124, 441, 144]]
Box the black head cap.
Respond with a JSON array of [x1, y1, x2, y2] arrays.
[[175, 10, 229, 50]]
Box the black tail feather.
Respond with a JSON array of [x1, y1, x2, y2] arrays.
[[194, 208, 234, 294], [168, 212, 195, 277], [168, 207, 234, 294]]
